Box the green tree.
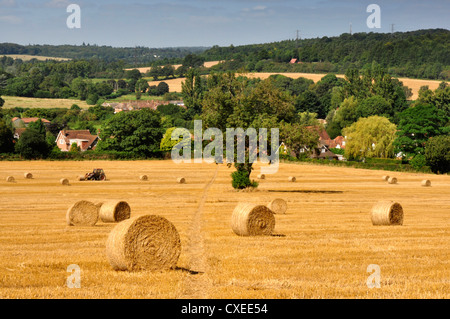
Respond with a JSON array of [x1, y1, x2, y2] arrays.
[[394, 104, 447, 158], [279, 122, 319, 158], [343, 116, 397, 159], [202, 73, 295, 189], [97, 109, 164, 157], [0, 117, 14, 153], [295, 90, 325, 118], [15, 128, 50, 159], [356, 95, 392, 118], [160, 127, 191, 152], [328, 96, 359, 136], [424, 135, 450, 174], [71, 77, 89, 100], [157, 82, 169, 96], [182, 68, 205, 118], [135, 79, 149, 94]]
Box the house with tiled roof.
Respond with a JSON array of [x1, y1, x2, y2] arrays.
[[55, 130, 99, 152], [12, 117, 51, 128]]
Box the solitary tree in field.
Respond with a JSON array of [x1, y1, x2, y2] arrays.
[[343, 116, 397, 160]]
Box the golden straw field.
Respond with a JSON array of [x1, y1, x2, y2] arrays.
[[0, 160, 449, 299]]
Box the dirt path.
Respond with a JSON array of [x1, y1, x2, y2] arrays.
[[178, 165, 219, 299]]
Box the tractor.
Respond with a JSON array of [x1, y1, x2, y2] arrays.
[[81, 169, 106, 181]]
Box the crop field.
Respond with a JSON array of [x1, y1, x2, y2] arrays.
[[2, 96, 90, 110], [0, 160, 448, 299], [148, 72, 445, 100], [2, 55, 71, 62]]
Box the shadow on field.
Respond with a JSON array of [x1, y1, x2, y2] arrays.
[[268, 190, 344, 194], [175, 267, 204, 275]]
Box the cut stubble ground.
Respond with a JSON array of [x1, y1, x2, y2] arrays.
[[0, 160, 448, 299]]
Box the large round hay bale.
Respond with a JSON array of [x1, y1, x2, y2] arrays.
[[177, 177, 186, 184], [387, 177, 397, 184], [257, 174, 266, 180], [382, 175, 389, 181], [78, 175, 85, 181], [231, 203, 275, 236], [140, 175, 148, 181], [66, 200, 99, 226], [24, 172, 33, 179], [371, 201, 404, 226], [6, 176, 15, 183], [60, 178, 70, 186], [421, 180, 431, 187], [288, 176, 296, 182], [106, 215, 181, 271], [99, 201, 131, 223], [268, 198, 287, 215]]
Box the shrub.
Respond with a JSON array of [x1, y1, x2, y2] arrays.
[[409, 154, 427, 170], [231, 164, 259, 190], [425, 135, 450, 174]]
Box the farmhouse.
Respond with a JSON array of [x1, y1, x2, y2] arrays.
[[103, 100, 185, 114], [294, 126, 346, 160], [55, 130, 99, 152], [11, 117, 51, 128]]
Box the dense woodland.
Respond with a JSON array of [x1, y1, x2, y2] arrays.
[[204, 29, 450, 80], [0, 43, 207, 65]]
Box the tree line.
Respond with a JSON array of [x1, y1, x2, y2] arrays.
[[202, 29, 450, 80]]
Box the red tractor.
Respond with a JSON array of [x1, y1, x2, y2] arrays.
[[80, 169, 106, 181]]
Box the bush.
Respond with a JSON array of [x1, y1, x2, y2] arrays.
[[409, 154, 427, 170], [86, 93, 99, 105], [425, 135, 450, 174], [231, 164, 259, 190]]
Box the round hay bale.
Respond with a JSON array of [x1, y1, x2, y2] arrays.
[[231, 203, 275, 236], [257, 174, 266, 180], [66, 200, 99, 226], [60, 178, 70, 186], [387, 177, 397, 184], [382, 175, 389, 181], [24, 172, 33, 179], [177, 177, 186, 184], [106, 215, 181, 271], [6, 176, 15, 183], [140, 175, 148, 181], [99, 201, 131, 223], [421, 180, 431, 187], [78, 175, 85, 181], [268, 198, 287, 215], [288, 176, 296, 182], [371, 201, 404, 226]]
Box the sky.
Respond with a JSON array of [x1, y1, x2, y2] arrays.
[[0, 0, 449, 48]]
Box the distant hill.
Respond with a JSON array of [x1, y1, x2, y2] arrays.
[[0, 43, 209, 65], [202, 29, 450, 80]]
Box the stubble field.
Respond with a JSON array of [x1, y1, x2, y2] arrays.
[[0, 160, 448, 299]]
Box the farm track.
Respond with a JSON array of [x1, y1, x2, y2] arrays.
[[178, 165, 219, 299]]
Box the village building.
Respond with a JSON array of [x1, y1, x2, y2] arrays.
[[11, 117, 51, 128], [55, 130, 99, 152]]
